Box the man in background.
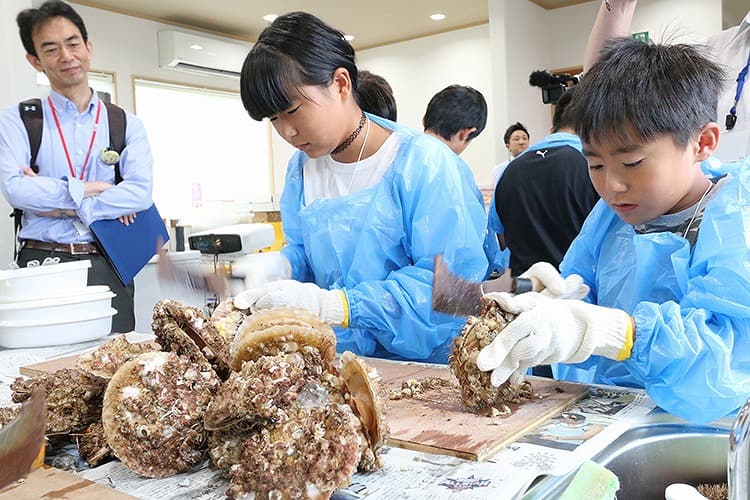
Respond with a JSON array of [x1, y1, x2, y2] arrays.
[[0, 0, 154, 332], [421, 84, 506, 275], [423, 85, 487, 155], [492, 122, 530, 185], [490, 89, 598, 277]]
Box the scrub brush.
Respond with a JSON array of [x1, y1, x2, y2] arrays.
[[559, 460, 619, 500]]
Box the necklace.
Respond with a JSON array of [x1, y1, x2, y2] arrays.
[[48, 96, 102, 180], [346, 117, 371, 195], [331, 112, 367, 155], [682, 178, 713, 238]]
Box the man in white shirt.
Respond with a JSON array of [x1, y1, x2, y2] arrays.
[[491, 122, 529, 186]]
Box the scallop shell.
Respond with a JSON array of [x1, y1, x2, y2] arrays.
[[204, 353, 309, 430], [340, 351, 389, 469], [210, 299, 248, 342], [231, 308, 336, 373], [11, 368, 106, 434], [76, 335, 157, 380], [449, 300, 534, 410], [227, 404, 360, 499], [152, 300, 232, 379], [102, 351, 220, 478]]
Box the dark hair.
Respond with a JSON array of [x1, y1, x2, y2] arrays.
[[17, 0, 88, 58], [240, 11, 358, 121], [551, 88, 576, 132], [422, 85, 487, 141], [569, 37, 725, 147], [356, 70, 397, 121], [503, 122, 529, 145]]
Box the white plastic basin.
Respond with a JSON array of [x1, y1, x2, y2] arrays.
[[0, 286, 114, 322], [0, 308, 116, 348], [0, 260, 91, 298]]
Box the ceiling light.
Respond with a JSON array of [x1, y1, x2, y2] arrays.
[[262, 14, 278, 23], [344, 34, 354, 41], [430, 13, 447, 21], [189, 44, 203, 50]]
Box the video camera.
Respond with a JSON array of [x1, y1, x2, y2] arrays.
[[529, 70, 581, 104]]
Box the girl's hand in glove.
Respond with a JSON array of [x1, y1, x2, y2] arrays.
[[520, 262, 590, 299], [475, 296, 635, 387], [233, 280, 349, 326]]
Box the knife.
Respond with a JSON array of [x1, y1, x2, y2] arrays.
[[431, 254, 541, 317], [0, 387, 47, 489], [156, 243, 229, 296]]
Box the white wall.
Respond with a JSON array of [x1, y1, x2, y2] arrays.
[[356, 25, 495, 186], [490, 0, 723, 164], [70, 4, 245, 112], [0, 0, 35, 269]]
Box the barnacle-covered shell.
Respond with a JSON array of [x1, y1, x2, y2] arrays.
[[340, 351, 389, 471], [11, 368, 106, 434], [211, 299, 249, 342], [152, 299, 232, 378], [76, 422, 112, 467], [102, 351, 220, 478], [204, 353, 310, 430], [231, 307, 336, 373], [449, 300, 533, 410], [208, 421, 260, 477], [76, 335, 157, 379], [227, 404, 360, 499]]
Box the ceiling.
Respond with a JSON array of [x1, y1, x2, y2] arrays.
[[71, 0, 747, 49], [71, 0, 592, 50]]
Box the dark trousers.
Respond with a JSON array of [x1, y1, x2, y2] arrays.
[[17, 247, 135, 333]]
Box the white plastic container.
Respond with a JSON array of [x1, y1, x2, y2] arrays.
[[0, 286, 114, 322], [0, 260, 91, 298], [0, 308, 115, 348]]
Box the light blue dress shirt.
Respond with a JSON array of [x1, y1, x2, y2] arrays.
[[0, 89, 153, 244]]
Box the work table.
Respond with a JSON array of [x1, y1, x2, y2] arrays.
[[0, 334, 664, 499]]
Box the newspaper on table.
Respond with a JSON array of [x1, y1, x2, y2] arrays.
[[76, 385, 655, 500]]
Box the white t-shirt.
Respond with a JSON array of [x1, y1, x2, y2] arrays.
[[303, 131, 401, 204]]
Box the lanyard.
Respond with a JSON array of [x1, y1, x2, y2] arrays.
[[47, 96, 101, 180], [727, 50, 750, 130]]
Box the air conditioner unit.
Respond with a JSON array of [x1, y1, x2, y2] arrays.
[[157, 30, 251, 79]]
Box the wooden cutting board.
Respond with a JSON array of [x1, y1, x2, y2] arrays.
[[368, 358, 589, 461], [0, 466, 134, 499]]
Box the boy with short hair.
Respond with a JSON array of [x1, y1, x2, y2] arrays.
[[476, 37, 750, 423]]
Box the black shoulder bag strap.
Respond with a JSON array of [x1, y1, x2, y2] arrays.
[[12, 99, 43, 258], [103, 102, 126, 184]]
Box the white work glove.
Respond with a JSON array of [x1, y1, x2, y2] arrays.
[[520, 262, 590, 299], [475, 294, 634, 387], [232, 252, 291, 289], [234, 280, 349, 326]]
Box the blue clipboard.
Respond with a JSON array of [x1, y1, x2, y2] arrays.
[[90, 203, 169, 284]]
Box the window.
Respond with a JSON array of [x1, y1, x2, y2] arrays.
[[37, 70, 116, 103], [133, 78, 271, 219]]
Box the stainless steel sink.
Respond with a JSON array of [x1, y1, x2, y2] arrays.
[[522, 422, 729, 499]]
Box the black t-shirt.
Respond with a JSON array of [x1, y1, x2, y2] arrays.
[[494, 144, 599, 276]]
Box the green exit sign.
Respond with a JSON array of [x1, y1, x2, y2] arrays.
[[632, 31, 649, 42]]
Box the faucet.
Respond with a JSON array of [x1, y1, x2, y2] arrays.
[[729, 396, 750, 499]]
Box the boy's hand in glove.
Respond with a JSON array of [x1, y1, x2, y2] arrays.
[[475, 294, 634, 387]]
